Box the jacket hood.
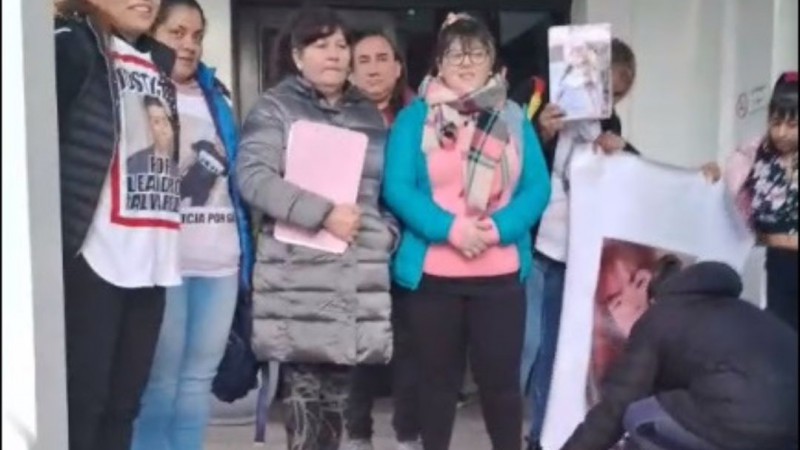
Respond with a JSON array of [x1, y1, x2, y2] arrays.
[[652, 261, 743, 301]]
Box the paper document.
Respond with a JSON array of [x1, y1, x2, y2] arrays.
[[274, 120, 368, 254]]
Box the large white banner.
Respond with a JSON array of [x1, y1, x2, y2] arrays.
[[541, 152, 755, 449]]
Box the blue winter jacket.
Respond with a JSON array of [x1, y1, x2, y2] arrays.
[[196, 63, 254, 289]]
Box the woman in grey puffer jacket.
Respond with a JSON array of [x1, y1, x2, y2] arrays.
[[236, 8, 396, 450]]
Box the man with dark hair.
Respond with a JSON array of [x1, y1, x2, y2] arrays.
[[127, 96, 176, 174], [562, 262, 798, 450]]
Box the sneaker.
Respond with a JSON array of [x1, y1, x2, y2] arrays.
[[343, 439, 374, 450], [397, 441, 423, 450]]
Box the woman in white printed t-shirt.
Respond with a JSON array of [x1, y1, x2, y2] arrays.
[[132, 1, 255, 449], [54, 1, 180, 449]]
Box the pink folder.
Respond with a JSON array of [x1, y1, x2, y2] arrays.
[[273, 120, 368, 254]]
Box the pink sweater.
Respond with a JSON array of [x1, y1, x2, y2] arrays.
[[723, 138, 760, 225], [423, 123, 522, 278]]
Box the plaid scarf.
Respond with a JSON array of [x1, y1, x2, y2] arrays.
[[421, 74, 512, 213]]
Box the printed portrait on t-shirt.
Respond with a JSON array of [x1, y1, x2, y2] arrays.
[[113, 53, 181, 228], [127, 96, 178, 175], [176, 112, 233, 210], [180, 138, 229, 207], [174, 88, 240, 275]]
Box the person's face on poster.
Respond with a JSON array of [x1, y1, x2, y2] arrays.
[[566, 43, 594, 81], [146, 103, 174, 157], [597, 258, 652, 337]]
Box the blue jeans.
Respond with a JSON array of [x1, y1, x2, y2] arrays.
[[522, 252, 566, 444], [132, 275, 238, 450]]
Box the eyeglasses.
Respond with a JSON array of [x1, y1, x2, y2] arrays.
[[443, 49, 490, 66]]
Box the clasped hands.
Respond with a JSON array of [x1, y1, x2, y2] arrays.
[[449, 217, 500, 259]]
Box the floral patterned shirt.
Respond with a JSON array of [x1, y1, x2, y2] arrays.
[[745, 145, 799, 235]]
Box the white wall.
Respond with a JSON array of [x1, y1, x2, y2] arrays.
[[2, 0, 68, 449], [773, 0, 799, 80], [198, 0, 234, 88]]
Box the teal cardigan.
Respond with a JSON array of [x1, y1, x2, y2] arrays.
[[382, 98, 552, 290]]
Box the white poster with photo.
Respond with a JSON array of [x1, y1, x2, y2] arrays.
[[548, 23, 613, 122], [540, 152, 755, 450]]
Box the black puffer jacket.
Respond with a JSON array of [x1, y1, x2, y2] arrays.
[[563, 262, 798, 450], [54, 16, 176, 257]]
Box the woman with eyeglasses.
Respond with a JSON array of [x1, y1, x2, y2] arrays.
[[382, 13, 550, 450]]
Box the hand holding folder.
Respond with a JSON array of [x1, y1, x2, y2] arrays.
[[274, 120, 368, 254]]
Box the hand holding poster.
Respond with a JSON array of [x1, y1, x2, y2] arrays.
[[541, 152, 755, 449]]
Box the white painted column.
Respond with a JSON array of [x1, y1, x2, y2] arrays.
[[2, 0, 68, 449], [198, 0, 234, 88]]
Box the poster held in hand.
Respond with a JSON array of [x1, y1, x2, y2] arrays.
[[274, 120, 368, 254], [541, 152, 754, 449], [548, 23, 613, 122]]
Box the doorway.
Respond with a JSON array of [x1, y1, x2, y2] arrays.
[[233, 1, 570, 116]]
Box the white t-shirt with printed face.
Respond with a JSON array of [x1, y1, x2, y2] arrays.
[[81, 37, 182, 288], [176, 85, 240, 277]]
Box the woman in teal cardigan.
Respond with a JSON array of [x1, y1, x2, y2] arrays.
[[381, 14, 551, 450]]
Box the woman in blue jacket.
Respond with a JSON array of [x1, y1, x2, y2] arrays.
[[382, 13, 551, 450], [132, 1, 254, 449]]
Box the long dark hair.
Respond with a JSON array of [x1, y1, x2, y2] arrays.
[[769, 72, 798, 122], [352, 29, 410, 116], [269, 7, 351, 84], [761, 71, 799, 156]]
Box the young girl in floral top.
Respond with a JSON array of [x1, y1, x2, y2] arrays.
[[724, 71, 798, 330]]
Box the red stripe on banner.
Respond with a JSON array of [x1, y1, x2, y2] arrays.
[[110, 52, 157, 70], [110, 152, 180, 229]]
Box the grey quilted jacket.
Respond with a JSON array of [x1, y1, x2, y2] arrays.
[[236, 76, 396, 365]]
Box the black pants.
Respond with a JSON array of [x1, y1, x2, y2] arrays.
[[766, 248, 798, 331], [64, 256, 165, 450], [400, 274, 525, 450], [345, 290, 420, 442]]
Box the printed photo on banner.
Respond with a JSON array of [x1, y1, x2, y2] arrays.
[[587, 239, 696, 409], [540, 153, 754, 450], [548, 23, 612, 121]]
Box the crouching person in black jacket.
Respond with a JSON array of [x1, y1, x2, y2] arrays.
[[562, 262, 798, 450]]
